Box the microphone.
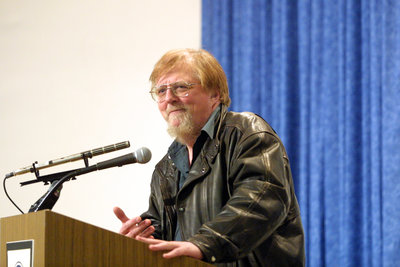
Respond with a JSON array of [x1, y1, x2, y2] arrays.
[[95, 147, 152, 170], [5, 141, 130, 178], [27, 147, 152, 213]]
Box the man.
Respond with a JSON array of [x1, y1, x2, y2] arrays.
[[114, 48, 305, 266]]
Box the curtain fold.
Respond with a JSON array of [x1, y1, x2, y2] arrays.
[[202, 1, 400, 266]]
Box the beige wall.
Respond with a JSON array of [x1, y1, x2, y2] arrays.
[[0, 0, 201, 231]]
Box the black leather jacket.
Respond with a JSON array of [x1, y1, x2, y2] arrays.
[[142, 106, 305, 267]]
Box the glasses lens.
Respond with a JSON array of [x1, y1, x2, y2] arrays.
[[172, 82, 191, 97], [150, 86, 166, 102]]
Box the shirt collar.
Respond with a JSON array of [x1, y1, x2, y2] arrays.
[[201, 104, 221, 139]]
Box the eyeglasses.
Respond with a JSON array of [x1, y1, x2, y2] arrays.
[[149, 81, 198, 103]]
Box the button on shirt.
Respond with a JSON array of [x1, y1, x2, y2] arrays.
[[168, 105, 221, 241]]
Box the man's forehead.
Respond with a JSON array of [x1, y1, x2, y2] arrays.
[[156, 67, 197, 85]]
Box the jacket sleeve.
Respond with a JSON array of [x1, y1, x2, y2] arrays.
[[188, 130, 293, 263]]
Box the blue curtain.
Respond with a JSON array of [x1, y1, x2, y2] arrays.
[[202, 1, 400, 266]]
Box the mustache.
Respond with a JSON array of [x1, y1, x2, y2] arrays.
[[166, 105, 187, 115]]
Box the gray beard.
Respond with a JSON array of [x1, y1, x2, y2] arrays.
[[167, 111, 200, 144]]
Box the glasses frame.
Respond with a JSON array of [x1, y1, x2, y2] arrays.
[[149, 81, 198, 103]]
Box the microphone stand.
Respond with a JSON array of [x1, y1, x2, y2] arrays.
[[26, 151, 141, 212], [25, 152, 95, 213], [28, 165, 97, 212]]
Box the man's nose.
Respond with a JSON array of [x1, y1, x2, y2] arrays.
[[164, 88, 178, 102]]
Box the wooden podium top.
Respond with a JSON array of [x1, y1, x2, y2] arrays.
[[1, 210, 214, 267]]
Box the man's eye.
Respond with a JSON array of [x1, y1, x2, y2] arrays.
[[157, 88, 167, 95], [175, 84, 189, 91]]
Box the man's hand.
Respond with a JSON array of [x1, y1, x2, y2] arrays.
[[113, 206, 155, 239], [137, 236, 203, 260]]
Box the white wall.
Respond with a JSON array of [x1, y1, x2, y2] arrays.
[[0, 0, 201, 232]]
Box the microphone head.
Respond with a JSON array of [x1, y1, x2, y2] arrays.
[[135, 147, 152, 163]]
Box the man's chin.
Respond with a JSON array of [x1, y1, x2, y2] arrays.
[[165, 111, 197, 142], [168, 112, 188, 126], [167, 119, 182, 128], [167, 121, 195, 141]]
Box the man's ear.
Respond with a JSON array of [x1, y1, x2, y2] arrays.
[[210, 90, 220, 101]]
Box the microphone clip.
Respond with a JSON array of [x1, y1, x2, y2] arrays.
[[32, 161, 40, 180], [82, 152, 90, 167]]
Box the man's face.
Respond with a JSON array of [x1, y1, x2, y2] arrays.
[[156, 67, 220, 141]]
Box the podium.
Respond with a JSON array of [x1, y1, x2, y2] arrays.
[[0, 210, 214, 266]]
